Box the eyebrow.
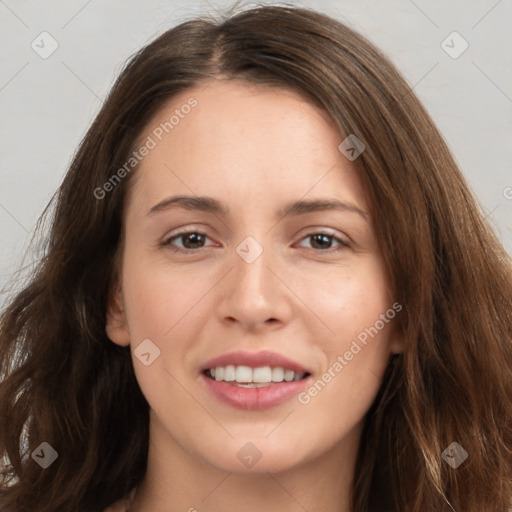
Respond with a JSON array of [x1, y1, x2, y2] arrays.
[[147, 195, 369, 223]]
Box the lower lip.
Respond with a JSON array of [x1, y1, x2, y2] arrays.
[[201, 373, 311, 410]]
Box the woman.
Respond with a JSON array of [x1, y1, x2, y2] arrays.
[[1, 4, 511, 512]]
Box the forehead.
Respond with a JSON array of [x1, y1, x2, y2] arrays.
[[125, 79, 368, 217]]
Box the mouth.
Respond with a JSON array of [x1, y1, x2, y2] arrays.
[[203, 365, 311, 388], [199, 351, 313, 410], [199, 350, 313, 410]]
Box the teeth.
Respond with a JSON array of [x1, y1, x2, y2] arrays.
[[271, 367, 284, 382], [207, 365, 306, 384], [214, 367, 224, 381], [253, 366, 272, 383], [235, 365, 253, 383], [224, 365, 236, 382]]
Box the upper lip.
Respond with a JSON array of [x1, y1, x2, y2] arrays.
[[201, 350, 310, 374]]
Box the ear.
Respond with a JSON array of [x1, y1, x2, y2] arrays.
[[106, 278, 131, 347], [389, 322, 406, 355]]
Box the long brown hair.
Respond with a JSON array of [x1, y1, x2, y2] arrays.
[[1, 4, 511, 511]]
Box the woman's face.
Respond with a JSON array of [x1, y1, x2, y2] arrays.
[[107, 79, 404, 474]]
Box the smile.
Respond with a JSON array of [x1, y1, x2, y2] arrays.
[[200, 350, 313, 410], [204, 365, 309, 387]]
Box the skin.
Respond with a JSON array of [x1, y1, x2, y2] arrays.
[[107, 79, 404, 512]]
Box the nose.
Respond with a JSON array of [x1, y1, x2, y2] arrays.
[[215, 239, 293, 332]]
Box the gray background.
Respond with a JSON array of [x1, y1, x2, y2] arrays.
[[1, 0, 511, 307]]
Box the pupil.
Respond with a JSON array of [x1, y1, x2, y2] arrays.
[[311, 234, 331, 249], [184, 233, 204, 248]]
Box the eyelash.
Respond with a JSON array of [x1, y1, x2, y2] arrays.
[[161, 230, 350, 254]]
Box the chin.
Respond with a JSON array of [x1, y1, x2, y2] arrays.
[[195, 432, 314, 475]]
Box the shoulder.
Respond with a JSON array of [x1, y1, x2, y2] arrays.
[[103, 503, 128, 512], [103, 499, 130, 512], [103, 487, 137, 512]]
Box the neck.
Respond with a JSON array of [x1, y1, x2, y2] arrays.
[[130, 415, 361, 512]]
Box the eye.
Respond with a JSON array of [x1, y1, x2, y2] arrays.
[[161, 229, 350, 254], [161, 230, 213, 252], [297, 231, 350, 253]]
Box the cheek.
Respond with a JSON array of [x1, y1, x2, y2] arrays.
[[296, 260, 394, 412], [299, 261, 391, 340], [121, 254, 213, 340], [297, 324, 396, 446], [120, 253, 219, 388]]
